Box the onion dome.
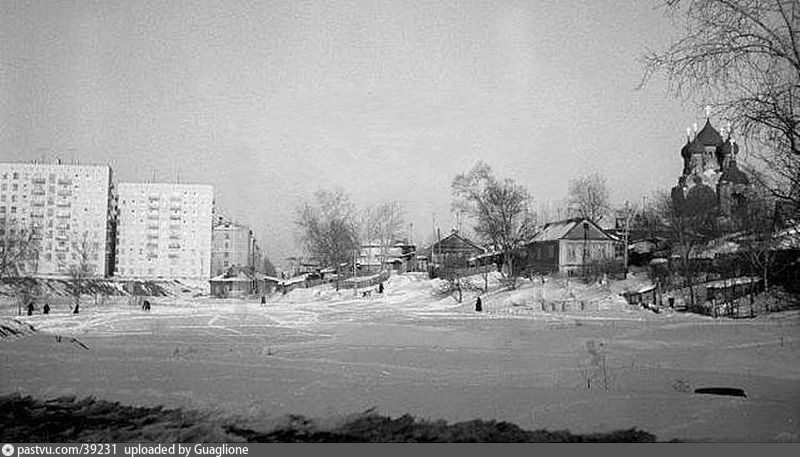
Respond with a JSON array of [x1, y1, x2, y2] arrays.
[[695, 119, 725, 148], [717, 138, 739, 156], [688, 137, 706, 155], [720, 159, 749, 185], [680, 138, 691, 159]]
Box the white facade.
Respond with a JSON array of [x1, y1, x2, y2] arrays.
[[115, 183, 213, 279], [0, 162, 114, 277]]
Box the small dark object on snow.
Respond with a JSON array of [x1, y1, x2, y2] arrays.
[[142, 300, 151, 311], [27, 302, 34, 316], [261, 295, 266, 305], [73, 303, 80, 314], [694, 387, 747, 398], [475, 296, 482, 312], [43, 303, 50, 315], [378, 282, 384, 294]]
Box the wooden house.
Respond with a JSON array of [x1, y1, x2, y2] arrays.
[[429, 231, 486, 270], [524, 218, 620, 276]]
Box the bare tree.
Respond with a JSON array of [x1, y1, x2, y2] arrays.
[[63, 232, 98, 314], [568, 173, 611, 223], [0, 219, 40, 279], [262, 256, 278, 277], [628, 194, 665, 239], [642, 0, 800, 213], [361, 201, 404, 270], [656, 189, 719, 309], [295, 189, 358, 278], [537, 198, 571, 225], [735, 188, 780, 290], [452, 161, 536, 286]]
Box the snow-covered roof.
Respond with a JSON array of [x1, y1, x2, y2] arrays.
[[210, 272, 252, 282], [530, 218, 616, 243]]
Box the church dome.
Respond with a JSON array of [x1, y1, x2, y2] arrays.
[[687, 137, 706, 155], [695, 119, 725, 148], [680, 138, 691, 159], [717, 138, 738, 156]]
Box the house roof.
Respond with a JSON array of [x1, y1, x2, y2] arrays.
[[210, 268, 281, 283], [529, 218, 617, 243], [431, 231, 485, 253], [210, 270, 253, 282]]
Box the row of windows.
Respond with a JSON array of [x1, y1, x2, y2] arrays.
[[1, 171, 97, 181], [115, 268, 204, 277]]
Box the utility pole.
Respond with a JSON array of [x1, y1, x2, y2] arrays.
[[623, 201, 631, 278]]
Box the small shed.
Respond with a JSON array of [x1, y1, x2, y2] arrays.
[[210, 268, 277, 298]]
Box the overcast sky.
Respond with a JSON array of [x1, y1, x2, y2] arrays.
[[1, 0, 711, 268]]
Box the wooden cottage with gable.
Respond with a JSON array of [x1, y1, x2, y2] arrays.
[[429, 231, 486, 271], [525, 218, 620, 276]]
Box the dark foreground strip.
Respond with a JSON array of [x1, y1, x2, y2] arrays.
[[0, 394, 656, 443]]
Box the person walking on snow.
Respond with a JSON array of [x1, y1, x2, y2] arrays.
[[475, 296, 482, 312]]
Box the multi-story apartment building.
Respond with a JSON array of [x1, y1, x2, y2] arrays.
[[0, 161, 116, 277], [210, 215, 262, 276], [115, 183, 213, 279]]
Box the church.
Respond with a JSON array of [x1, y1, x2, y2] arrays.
[[670, 110, 751, 224]]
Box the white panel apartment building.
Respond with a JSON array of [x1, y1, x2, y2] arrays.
[[115, 183, 213, 279], [0, 161, 115, 277]]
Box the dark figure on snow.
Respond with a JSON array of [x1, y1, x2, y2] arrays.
[[143, 300, 151, 311], [73, 303, 80, 314], [475, 296, 482, 312], [378, 282, 384, 294], [261, 295, 266, 305], [27, 302, 34, 316], [43, 303, 50, 315]]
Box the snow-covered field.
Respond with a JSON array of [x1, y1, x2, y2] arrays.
[[1, 272, 798, 442]]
